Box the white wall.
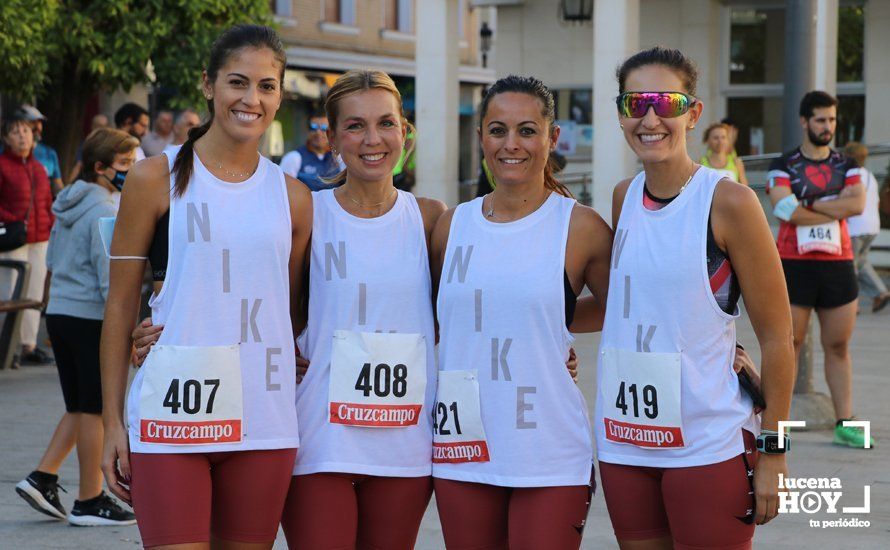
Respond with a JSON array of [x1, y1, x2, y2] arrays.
[[492, 1, 592, 86], [864, 0, 890, 145]]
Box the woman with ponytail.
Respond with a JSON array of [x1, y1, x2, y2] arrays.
[[100, 25, 312, 549], [429, 75, 612, 549]]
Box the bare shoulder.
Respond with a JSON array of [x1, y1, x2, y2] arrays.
[[415, 196, 448, 228], [610, 178, 634, 228], [284, 175, 313, 227], [712, 178, 760, 221], [284, 174, 313, 203], [126, 155, 170, 192], [431, 206, 457, 246], [570, 202, 611, 236], [118, 155, 170, 214]]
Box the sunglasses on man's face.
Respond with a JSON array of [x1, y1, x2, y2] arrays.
[[616, 92, 697, 119], [309, 122, 329, 132]]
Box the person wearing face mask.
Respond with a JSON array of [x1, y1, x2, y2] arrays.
[[595, 47, 794, 549], [0, 114, 56, 367], [767, 91, 871, 449], [15, 128, 138, 527]]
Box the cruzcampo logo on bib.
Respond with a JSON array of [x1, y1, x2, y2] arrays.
[[139, 344, 243, 445], [328, 331, 427, 428]]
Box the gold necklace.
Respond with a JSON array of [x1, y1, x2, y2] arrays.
[[216, 158, 259, 179], [343, 187, 397, 209]]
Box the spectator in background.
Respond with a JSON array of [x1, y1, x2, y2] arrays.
[[113, 103, 149, 161], [0, 114, 55, 366], [163, 108, 201, 155], [700, 122, 749, 185], [67, 114, 113, 184], [15, 127, 138, 526], [16, 105, 63, 195], [844, 142, 890, 313], [139, 110, 174, 157], [721, 117, 740, 154], [279, 112, 344, 190]]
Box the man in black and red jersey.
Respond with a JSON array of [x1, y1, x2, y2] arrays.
[[767, 90, 872, 449]]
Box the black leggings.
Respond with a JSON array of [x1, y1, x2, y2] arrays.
[[47, 314, 103, 414]]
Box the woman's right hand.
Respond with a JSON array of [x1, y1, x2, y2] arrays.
[[296, 347, 310, 384], [131, 317, 163, 367], [101, 423, 132, 505]]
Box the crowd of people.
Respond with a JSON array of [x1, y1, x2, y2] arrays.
[[2, 22, 885, 550]]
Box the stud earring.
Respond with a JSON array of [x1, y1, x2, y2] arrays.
[[619, 123, 624, 129]]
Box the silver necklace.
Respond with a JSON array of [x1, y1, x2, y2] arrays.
[[486, 191, 550, 220], [343, 187, 397, 209]]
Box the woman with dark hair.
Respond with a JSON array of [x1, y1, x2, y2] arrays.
[[430, 75, 613, 549], [596, 46, 794, 549], [100, 25, 312, 549]]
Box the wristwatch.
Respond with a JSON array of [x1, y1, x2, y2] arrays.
[[756, 432, 790, 454]]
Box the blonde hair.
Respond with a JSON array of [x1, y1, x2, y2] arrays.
[[81, 127, 140, 182], [843, 141, 868, 168], [323, 70, 415, 185], [702, 122, 730, 144]]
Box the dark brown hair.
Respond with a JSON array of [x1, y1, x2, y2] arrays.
[[172, 24, 286, 197], [616, 46, 699, 95], [478, 75, 571, 198], [799, 90, 838, 119]]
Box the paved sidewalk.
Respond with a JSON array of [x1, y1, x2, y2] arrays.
[[1, 307, 887, 549]]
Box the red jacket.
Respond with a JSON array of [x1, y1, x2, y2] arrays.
[[0, 148, 54, 243]]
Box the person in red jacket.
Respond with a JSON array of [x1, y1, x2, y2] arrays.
[[0, 114, 55, 366]]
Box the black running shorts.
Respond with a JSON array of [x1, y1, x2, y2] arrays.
[[46, 314, 103, 414], [781, 259, 858, 309]]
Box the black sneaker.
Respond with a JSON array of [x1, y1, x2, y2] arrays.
[[15, 471, 67, 519], [22, 347, 54, 366], [68, 491, 136, 526]]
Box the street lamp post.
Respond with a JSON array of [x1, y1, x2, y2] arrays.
[[480, 22, 493, 69]]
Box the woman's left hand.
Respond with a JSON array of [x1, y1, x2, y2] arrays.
[[566, 347, 578, 383]]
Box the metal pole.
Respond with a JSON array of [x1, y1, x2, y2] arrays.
[[783, 0, 835, 428]]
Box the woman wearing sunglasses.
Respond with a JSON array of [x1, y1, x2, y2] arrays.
[[430, 75, 612, 549], [595, 47, 794, 549]]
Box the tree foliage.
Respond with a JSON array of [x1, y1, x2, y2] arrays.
[[0, 0, 272, 172], [0, 0, 60, 101]]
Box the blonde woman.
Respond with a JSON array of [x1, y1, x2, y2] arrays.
[[700, 122, 748, 185]]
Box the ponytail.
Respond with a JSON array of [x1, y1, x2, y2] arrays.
[[172, 117, 212, 198], [544, 155, 573, 198]]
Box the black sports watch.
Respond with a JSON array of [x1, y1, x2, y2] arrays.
[[756, 432, 790, 454]]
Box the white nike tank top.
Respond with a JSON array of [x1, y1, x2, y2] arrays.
[[434, 193, 593, 487], [127, 146, 299, 453], [293, 189, 437, 477], [596, 167, 756, 468]]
